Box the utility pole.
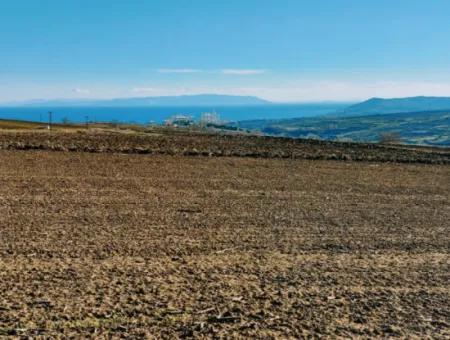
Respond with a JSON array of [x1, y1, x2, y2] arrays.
[[85, 115, 89, 130], [48, 111, 52, 131]]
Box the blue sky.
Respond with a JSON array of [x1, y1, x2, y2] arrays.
[[1, 0, 450, 102]]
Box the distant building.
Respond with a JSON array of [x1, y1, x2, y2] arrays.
[[164, 114, 194, 127], [200, 111, 221, 125]]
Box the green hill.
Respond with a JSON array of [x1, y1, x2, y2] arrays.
[[339, 96, 450, 116], [237, 110, 450, 146]]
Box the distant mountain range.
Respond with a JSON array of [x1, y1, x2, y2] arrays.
[[235, 96, 450, 146], [338, 96, 450, 116], [6, 94, 271, 107], [6, 95, 450, 115]]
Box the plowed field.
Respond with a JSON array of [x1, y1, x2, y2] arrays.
[[0, 134, 449, 337], [0, 130, 449, 164]]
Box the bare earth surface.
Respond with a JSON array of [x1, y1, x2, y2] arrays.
[[0, 130, 449, 164], [0, 140, 449, 337]]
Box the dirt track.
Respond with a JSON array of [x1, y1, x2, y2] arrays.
[[0, 148, 449, 338], [0, 130, 449, 164]]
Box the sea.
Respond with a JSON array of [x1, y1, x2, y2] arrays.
[[0, 103, 350, 124]]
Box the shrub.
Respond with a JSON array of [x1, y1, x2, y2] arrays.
[[379, 132, 402, 144]]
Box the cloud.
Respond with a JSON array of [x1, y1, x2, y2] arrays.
[[155, 68, 267, 75], [131, 87, 159, 94], [221, 69, 267, 75], [157, 68, 202, 74], [72, 88, 90, 95]]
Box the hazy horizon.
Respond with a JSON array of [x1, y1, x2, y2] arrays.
[[0, 93, 359, 106]]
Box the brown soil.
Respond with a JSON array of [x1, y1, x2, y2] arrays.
[[0, 135, 449, 337], [0, 130, 449, 164]]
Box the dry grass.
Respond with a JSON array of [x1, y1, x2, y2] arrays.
[[0, 119, 88, 131], [0, 119, 45, 130], [0, 148, 449, 337]]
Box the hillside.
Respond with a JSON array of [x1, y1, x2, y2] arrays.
[[6, 94, 270, 107], [237, 110, 450, 146], [0, 119, 86, 130], [339, 96, 450, 116]]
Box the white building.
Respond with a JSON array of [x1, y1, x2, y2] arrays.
[[200, 111, 221, 125], [164, 114, 194, 126]]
